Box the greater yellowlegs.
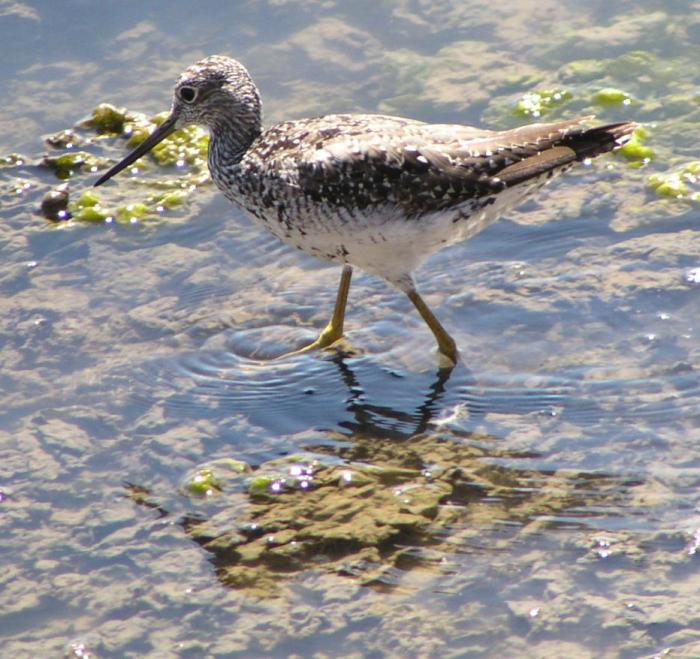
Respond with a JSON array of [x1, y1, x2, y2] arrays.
[[95, 55, 635, 367]]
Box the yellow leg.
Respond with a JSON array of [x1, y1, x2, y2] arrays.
[[406, 288, 458, 367], [284, 265, 352, 356]]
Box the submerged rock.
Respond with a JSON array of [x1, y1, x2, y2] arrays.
[[166, 433, 645, 598], [40, 183, 71, 221]]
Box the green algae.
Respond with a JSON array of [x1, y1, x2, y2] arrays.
[[33, 101, 213, 224], [483, 47, 699, 206], [41, 151, 104, 180], [248, 475, 276, 497], [65, 185, 198, 225], [81, 103, 209, 176], [247, 457, 319, 500], [183, 458, 252, 499], [618, 126, 655, 165], [647, 161, 700, 201], [115, 203, 152, 223], [120, 109, 209, 168], [152, 126, 209, 167], [76, 190, 99, 207], [73, 206, 108, 222], [513, 88, 573, 118], [153, 189, 188, 209], [67, 191, 107, 222], [186, 468, 222, 497], [594, 88, 632, 106], [219, 458, 251, 474], [83, 103, 130, 134]]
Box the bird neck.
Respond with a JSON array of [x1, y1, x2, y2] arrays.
[[209, 109, 262, 167]]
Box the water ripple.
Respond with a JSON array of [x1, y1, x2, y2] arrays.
[[451, 369, 700, 425], [123, 337, 700, 440]]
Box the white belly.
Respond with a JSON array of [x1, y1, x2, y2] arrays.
[[226, 171, 555, 291]]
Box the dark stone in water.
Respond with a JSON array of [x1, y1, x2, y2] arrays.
[[40, 184, 71, 221]]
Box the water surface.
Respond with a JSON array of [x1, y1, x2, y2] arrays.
[[1, 1, 700, 657]]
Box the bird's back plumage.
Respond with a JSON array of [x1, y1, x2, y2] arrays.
[[211, 113, 634, 287], [233, 114, 633, 213]]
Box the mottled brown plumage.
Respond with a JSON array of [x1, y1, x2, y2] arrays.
[[95, 55, 635, 367]]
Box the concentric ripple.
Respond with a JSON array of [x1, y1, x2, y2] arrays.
[[127, 347, 350, 433], [123, 333, 700, 443]]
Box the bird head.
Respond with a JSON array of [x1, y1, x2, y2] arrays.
[[94, 55, 261, 186]]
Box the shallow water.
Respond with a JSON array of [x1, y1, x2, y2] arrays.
[[2, 1, 700, 657]]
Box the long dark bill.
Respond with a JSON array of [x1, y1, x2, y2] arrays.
[[93, 113, 178, 187]]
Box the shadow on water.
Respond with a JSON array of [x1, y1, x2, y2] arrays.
[[122, 350, 651, 597]]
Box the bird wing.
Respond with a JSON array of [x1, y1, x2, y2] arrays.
[[290, 115, 632, 218]]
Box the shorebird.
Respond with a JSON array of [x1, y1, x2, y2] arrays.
[[95, 55, 634, 367]]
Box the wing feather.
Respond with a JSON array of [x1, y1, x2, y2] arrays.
[[260, 114, 635, 217]]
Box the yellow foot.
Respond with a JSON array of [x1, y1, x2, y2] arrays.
[[280, 265, 353, 360], [436, 332, 459, 370], [405, 287, 459, 371], [279, 323, 346, 359], [436, 345, 459, 371]]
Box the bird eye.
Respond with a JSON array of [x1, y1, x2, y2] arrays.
[[179, 86, 197, 103]]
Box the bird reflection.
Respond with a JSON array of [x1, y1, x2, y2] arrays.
[[328, 352, 468, 440]]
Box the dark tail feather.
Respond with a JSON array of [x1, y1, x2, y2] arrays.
[[498, 121, 637, 187], [562, 121, 637, 161]]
